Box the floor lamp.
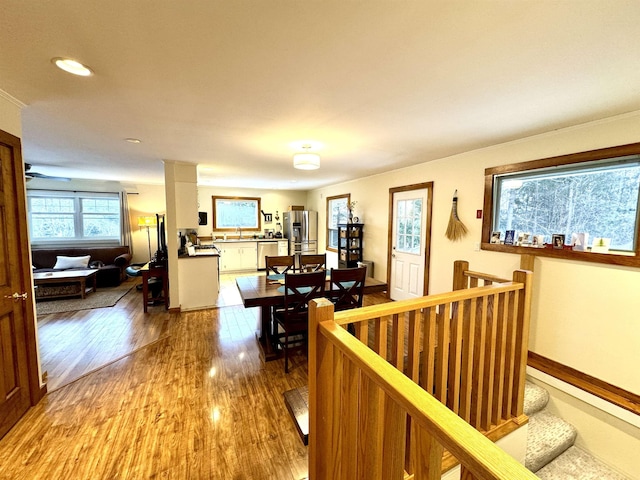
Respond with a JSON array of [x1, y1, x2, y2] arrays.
[[138, 216, 157, 261]]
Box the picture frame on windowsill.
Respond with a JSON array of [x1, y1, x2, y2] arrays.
[[552, 234, 565, 249], [591, 237, 611, 253], [504, 230, 515, 245]]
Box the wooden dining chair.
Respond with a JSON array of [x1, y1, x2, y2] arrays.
[[274, 270, 326, 373], [265, 255, 296, 275], [299, 253, 327, 272], [265, 255, 296, 335], [329, 266, 367, 312], [329, 266, 367, 335]]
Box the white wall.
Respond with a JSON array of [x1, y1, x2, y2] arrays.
[[126, 183, 167, 264], [308, 111, 640, 395], [0, 90, 22, 137]]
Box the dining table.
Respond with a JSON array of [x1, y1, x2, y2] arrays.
[[235, 272, 387, 361]]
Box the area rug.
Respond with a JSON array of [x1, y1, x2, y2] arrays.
[[36, 281, 136, 315]]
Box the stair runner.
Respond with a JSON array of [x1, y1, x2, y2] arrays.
[[524, 381, 630, 479], [283, 381, 630, 478]]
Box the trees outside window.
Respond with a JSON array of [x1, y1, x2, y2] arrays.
[[495, 163, 640, 251], [483, 143, 640, 267], [28, 190, 121, 245], [326, 194, 350, 251], [212, 196, 261, 232]]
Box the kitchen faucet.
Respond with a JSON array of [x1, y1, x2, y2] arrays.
[[236, 226, 242, 239]]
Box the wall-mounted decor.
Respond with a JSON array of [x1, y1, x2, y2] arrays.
[[445, 190, 467, 241], [198, 212, 207, 225]]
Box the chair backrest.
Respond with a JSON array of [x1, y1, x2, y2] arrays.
[[329, 266, 367, 311], [299, 253, 327, 272], [282, 270, 327, 322], [265, 255, 296, 275]]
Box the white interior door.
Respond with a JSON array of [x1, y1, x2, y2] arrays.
[[390, 188, 430, 300]]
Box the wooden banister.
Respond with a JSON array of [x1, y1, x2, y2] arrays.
[[308, 299, 537, 479], [308, 261, 535, 479], [453, 260, 511, 290]]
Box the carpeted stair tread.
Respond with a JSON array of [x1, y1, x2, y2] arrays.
[[524, 381, 549, 416], [525, 409, 577, 472], [536, 445, 630, 480]]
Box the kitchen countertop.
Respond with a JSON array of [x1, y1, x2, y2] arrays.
[[210, 238, 284, 243], [178, 238, 286, 257], [179, 251, 220, 258]]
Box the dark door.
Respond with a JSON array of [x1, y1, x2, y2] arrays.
[[0, 130, 39, 439]]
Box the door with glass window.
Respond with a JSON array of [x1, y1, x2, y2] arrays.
[[389, 184, 433, 301]]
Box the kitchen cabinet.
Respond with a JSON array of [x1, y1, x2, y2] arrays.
[[178, 255, 219, 310], [218, 241, 258, 272], [337, 223, 363, 268]]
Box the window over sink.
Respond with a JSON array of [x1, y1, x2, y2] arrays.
[[212, 196, 261, 232]]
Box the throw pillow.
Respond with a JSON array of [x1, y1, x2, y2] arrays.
[[53, 255, 91, 269]]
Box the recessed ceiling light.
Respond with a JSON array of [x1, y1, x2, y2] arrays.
[[51, 57, 93, 77], [125, 138, 142, 144]]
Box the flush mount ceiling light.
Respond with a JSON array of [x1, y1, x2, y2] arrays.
[[51, 57, 93, 76], [293, 145, 320, 170], [125, 138, 142, 144]]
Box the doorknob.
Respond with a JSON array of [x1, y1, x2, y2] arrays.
[[4, 292, 28, 301]]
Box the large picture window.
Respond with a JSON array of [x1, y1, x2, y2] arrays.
[[28, 190, 121, 245], [482, 143, 640, 266], [212, 196, 261, 232], [326, 194, 350, 251]]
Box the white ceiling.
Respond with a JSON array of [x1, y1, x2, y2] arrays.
[[2, 1, 640, 190]]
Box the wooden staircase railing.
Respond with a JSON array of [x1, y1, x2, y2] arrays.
[[307, 261, 535, 479]]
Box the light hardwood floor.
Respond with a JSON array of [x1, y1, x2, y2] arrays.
[[0, 272, 388, 479]]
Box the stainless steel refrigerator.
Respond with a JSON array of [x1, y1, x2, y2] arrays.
[[283, 211, 317, 263]]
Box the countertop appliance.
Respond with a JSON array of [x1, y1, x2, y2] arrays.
[[283, 210, 317, 264]]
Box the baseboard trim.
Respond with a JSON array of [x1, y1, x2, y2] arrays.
[[527, 351, 640, 417]]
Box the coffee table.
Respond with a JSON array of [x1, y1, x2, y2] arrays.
[[33, 269, 98, 300]]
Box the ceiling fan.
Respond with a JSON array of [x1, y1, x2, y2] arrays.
[[24, 163, 71, 182]]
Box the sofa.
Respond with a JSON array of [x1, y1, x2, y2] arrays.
[[31, 246, 132, 289]]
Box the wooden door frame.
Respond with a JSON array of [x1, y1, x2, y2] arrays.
[[1, 129, 46, 406], [386, 182, 434, 299]]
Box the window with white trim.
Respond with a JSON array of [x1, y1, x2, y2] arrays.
[[27, 190, 121, 245]]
